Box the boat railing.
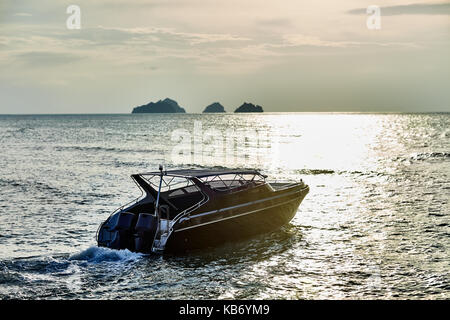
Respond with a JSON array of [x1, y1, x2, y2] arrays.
[[267, 180, 301, 191], [94, 178, 145, 241], [170, 193, 209, 228]]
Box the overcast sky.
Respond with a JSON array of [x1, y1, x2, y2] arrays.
[[0, 0, 449, 113]]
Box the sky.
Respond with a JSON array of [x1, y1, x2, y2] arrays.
[[0, 0, 449, 113]]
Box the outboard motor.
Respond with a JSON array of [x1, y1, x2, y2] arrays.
[[98, 165, 172, 253], [134, 213, 158, 253], [109, 211, 137, 250]]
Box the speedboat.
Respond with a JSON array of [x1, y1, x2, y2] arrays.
[[97, 167, 309, 254]]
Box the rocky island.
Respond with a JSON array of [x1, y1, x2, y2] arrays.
[[234, 102, 264, 113], [132, 98, 186, 113], [203, 102, 226, 113]]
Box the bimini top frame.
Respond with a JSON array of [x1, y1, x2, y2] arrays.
[[138, 169, 263, 179], [135, 169, 267, 194]]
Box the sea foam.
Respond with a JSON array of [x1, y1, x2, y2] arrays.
[[69, 246, 143, 263]]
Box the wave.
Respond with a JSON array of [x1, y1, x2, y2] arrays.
[[54, 145, 159, 154], [0, 178, 73, 200], [292, 169, 396, 178], [68, 246, 143, 263], [0, 266, 27, 285], [393, 152, 450, 162], [0, 178, 58, 196], [0, 178, 113, 200], [411, 152, 450, 161], [0, 247, 142, 291], [294, 169, 335, 175], [0, 177, 23, 189], [110, 160, 150, 168]]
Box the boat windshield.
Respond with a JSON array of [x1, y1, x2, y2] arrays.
[[141, 175, 199, 194]]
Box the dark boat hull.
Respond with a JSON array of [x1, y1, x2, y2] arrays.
[[165, 185, 309, 253], [97, 176, 309, 254]]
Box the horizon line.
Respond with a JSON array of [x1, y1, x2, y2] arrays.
[[0, 111, 449, 116]]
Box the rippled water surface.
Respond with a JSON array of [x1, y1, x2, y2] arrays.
[[0, 113, 449, 299]]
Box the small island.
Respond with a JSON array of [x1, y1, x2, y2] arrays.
[[234, 102, 264, 113], [203, 102, 226, 113], [132, 98, 186, 113]]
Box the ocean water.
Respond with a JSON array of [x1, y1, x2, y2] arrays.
[[0, 113, 448, 299]]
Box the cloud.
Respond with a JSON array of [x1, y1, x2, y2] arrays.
[[255, 18, 293, 28], [14, 51, 85, 66], [95, 26, 251, 45], [0, 23, 419, 78], [348, 2, 450, 16], [91, 0, 202, 9], [0, 24, 256, 76], [13, 12, 32, 17], [281, 34, 359, 48], [260, 34, 418, 51]]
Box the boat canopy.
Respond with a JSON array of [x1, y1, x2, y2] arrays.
[[138, 169, 263, 178], [135, 169, 266, 194]]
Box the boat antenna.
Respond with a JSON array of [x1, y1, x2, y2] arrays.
[[155, 165, 164, 215]]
